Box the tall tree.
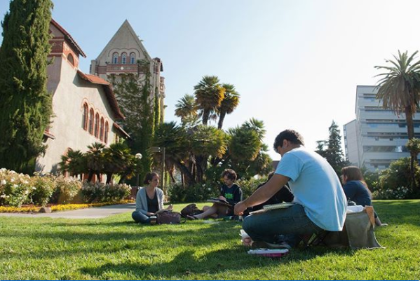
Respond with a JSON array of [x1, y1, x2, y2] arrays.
[[316, 121, 347, 176], [175, 94, 198, 124], [325, 121, 346, 175], [217, 84, 240, 129], [0, 0, 53, 173], [194, 76, 225, 126], [375, 50, 420, 190], [109, 59, 155, 181]]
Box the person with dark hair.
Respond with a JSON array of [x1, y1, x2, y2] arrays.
[[132, 172, 172, 224], [188, 169, 243, 220], [235, 129, 347, 249], [341, 166, 385, 226], [250, 172, 294, 212]]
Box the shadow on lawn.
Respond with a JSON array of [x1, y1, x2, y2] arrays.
[[79, 247, 354, 279]]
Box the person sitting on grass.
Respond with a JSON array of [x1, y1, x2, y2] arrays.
[[132, 172, 172, 224], [341, 166, 386, 226], [234, 129, 347, 249], [250, 171, 294, 213], [187, 169, 243, 220]]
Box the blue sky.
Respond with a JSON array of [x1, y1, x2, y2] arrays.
[[1, 0, 420, 160]]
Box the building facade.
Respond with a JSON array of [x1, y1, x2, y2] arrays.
[[36, 19, 128, 174], [344, 85, 420, 171], [89, 20, 165, 123]]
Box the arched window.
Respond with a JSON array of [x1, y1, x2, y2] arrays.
[[89, 109, 94, 135], [94, 113, 100, 138], [67, 54, 75, 66], [82, 103, 88, 130], [112, 52, 118, 64], [130, 53, 136, 64], [121, 53, 127, 64], [99, 117, 104, 141], [104, 122, 109, 144]]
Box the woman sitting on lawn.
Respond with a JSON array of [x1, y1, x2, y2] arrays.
[[188, 169, 243, 220], [341, 166, 385, 226], [132, 172, 172, 224]]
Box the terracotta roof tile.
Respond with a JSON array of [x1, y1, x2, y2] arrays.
[[51, 18, 87, 58], [77, 71, 125, 120]]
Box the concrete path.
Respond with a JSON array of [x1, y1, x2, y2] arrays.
[[0, 203, 136, 219]]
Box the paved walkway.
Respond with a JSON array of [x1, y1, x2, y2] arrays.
[[0, 203, 136, 219]]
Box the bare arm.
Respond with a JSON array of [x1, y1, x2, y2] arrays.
[[234, 174, 290, 215]]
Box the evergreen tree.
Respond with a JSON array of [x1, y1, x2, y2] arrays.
[[0, 0, 53, 173], [316, 121, 348, 176], [108, 59, 155, 181]]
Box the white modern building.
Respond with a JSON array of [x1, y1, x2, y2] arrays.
[[344, 85, 420, 171]]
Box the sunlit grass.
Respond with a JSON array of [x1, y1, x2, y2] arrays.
[[0, 200, 419, 279]]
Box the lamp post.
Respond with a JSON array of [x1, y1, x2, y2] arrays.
[[135, 153, 142, 187]]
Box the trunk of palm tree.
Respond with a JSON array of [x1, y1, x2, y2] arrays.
[[195, 155, 207, 183], [175, 161, 195, 186], [118, 176, 126, 184], [405, 106, 417, 190], [218, 112, 226, 129], [88, 171, 94, 182], [202, 109, 210, 126]]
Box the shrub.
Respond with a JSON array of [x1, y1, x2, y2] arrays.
[[81, 182, 131, 203], [168, 182, 219, 203], [373, 186, 410, 199], [0, 168, 32, 207], [374, 158, 420, 199], [101, 183, 131, 202], [30, 173, 56, 206], [81, 181, 104, 203], [51, 176, 82, 204], [237, 176, 268, 199]]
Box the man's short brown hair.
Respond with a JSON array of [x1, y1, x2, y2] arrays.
[[273, 129, 305, 152]]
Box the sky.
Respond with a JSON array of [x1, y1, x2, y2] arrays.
[[1, 0, 420, 161]]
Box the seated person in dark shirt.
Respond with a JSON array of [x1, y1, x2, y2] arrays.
[[247, 172, 294, 214], [188, 169, 242, 220], [341, 166, 386, 226]]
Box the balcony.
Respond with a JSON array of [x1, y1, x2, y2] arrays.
[[96, 64, 149, 75]]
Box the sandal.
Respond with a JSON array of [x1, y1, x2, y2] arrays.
[[187, 215, 199, 220]]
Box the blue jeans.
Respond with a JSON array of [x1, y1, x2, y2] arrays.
[[132, 211, 151, 224], [243, 204, 322, 246]]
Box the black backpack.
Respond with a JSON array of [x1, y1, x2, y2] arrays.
[[180, 203, 203, 218]]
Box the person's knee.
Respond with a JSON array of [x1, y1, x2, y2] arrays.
[[242, 216, 255, 233], [132, 211, 140, 223]]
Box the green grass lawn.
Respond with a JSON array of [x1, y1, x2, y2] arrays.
[[0, 200, 419, 280]]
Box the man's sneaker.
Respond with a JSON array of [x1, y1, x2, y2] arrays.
[[252, 240, 291, 250]]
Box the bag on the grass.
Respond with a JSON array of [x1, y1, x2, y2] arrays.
[[180, 203, 202, 218], [156, 211, 182, 224]]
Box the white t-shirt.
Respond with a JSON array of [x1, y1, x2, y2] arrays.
[[275, 147, 347, 231]]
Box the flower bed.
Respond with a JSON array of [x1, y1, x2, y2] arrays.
[[0, 168, 133, 208], [0, 199, 135, 213]]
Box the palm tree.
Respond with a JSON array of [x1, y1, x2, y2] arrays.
[[217, 84, 240, 129], [194, 76, 225, 126], [85, 142, 105, 182], [58, 149, 86, 178], [103, 142, 135, 184], [175, 94, 198, 124], [375, 50, 420, 190]]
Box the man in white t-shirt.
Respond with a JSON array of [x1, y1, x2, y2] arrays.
[[234, 129, 347, 248]]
